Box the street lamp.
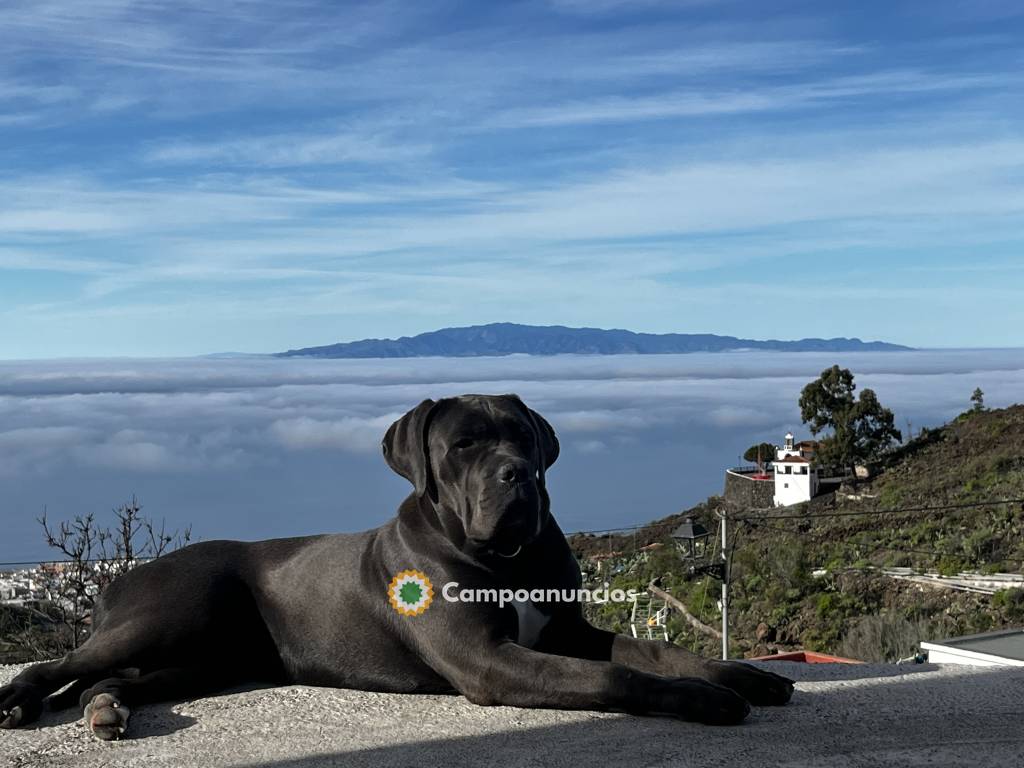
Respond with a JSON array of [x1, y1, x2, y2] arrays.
[[670, 513, 730, 660], [670, 518, 712, 563], [671, 518, 723, 581]]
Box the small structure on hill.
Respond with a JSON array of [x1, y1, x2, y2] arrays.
[[629, 592, 669, 642], [724, 432, 842, 509], [773, 432, 821, 506]]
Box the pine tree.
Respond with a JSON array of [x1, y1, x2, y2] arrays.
[[970, 388, 985, 412]]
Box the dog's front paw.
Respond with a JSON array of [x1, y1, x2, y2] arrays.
[[84, 693, 130, 741], [0, 682, 43, 729], [660, 679, 751, 725], [706, 660, 794, 706]]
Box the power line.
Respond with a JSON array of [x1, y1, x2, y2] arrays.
[[563, 523, 650, 536], [731, 496, 1024, 523], [740, 518, 1024, 565], [563, 496, 1024, 537], [3, 496, 1021, 570]]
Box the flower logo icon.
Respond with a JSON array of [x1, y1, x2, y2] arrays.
[[387, 570, 434, 616]]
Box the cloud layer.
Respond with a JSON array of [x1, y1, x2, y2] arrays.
[[1, 350, 1021, 562]]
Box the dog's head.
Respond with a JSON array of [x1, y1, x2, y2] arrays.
[[382, 394, 559, 557]]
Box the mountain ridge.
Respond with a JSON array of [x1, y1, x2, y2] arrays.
[[278, 322, 912, 358]]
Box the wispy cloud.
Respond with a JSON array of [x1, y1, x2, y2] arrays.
[[0, 78, 79, 106], [3, 131, 1024, 355], [2, 1, 1024, 355], [146, 129, 433, 168], [487, 70, 1012, 128], [6, 137, 1024, 242], [545, 0, 716, 15], [268, 415, 398, 453]]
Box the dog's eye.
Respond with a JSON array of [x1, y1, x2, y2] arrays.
[[453, 438, 475, 450]]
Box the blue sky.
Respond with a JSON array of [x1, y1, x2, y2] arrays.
[[1, 0, 1023, 358]]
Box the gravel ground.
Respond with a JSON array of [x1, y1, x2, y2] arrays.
[[2, 661, 1022, 767]]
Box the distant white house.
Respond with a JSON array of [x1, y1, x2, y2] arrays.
[[773, 432, 820, 506]]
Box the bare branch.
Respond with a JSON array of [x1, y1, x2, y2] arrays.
[[26, 498, 193, 653]]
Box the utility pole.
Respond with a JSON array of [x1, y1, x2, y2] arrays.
[[671, 513, 730, 659], [719, 508, 729, 660]]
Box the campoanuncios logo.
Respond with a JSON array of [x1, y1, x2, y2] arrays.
[[388, 569, 638, 616], [387, 569, 434, 616]]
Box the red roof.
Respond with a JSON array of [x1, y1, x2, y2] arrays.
[[776, 455, 809, 463], [751, 651, 862, 664]]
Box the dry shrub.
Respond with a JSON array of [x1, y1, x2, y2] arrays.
[[838, 612, 934, 662]]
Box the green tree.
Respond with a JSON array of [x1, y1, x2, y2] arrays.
[[970, 388, 985, 412], [798, 365, 901, 473], [743, 442, 776, 470]]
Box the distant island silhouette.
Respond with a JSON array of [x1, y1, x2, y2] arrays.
[[277, 323, 912, 359]]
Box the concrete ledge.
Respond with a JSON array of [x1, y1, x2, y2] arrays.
[[3, 661, 1024, 767]]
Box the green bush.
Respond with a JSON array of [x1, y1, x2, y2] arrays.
[[879, 486, 903, 508], [992, 588, 1024, 621], [937, 556, 966, 577]]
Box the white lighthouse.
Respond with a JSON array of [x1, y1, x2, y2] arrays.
[[773, 432, 820, 506]]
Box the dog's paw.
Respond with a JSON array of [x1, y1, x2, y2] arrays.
[[706, 660, 794, 706], [84, 693, 130, 741], [0, 682, 43, 729], [662, 678, 751, 726]]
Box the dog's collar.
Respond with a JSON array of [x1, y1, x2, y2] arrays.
[[494, 545, 522, 559]]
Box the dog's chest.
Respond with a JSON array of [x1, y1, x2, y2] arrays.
[[512, 600, 551, 648]]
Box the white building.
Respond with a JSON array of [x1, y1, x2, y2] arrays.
[[773, 432, 820, 506], [922, 628, 1024, 666]]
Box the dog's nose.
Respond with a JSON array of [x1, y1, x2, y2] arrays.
[[498, 463, 527, 484]]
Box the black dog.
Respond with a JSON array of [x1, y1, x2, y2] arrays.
[[0, 394, 792, 739]]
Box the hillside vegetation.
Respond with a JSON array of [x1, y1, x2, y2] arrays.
[[571, 404, 1024, 662]]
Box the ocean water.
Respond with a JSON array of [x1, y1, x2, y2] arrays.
[[0, 349, 1021, 562]]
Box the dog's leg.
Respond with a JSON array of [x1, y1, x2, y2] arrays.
[[79, 666, 224, 741], [45, 672, 124, 712], [1, 614, 188, 730], [0, 638, 131, 729], [543, 621, 793, 706], [435, 640, 750, 725]]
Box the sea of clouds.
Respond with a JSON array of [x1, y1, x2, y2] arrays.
[[1, 349, 1021, 562]]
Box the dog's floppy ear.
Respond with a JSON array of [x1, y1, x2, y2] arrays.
[[529, 408, 560, 472], [507, 395, 559, 472], [382, 399, 438, 500]]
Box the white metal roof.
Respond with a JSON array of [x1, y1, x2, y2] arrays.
[[922, 627, 1024, 666]]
